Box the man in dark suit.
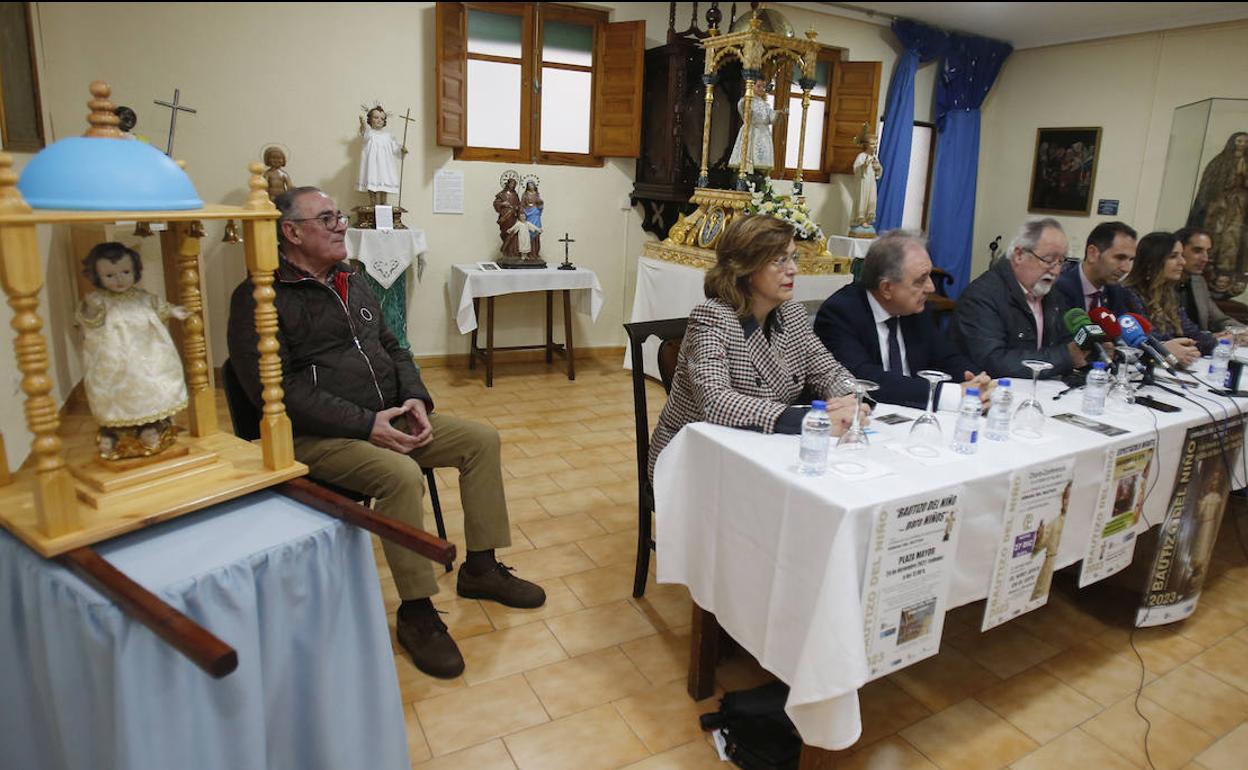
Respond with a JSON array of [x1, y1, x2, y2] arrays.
[[814, 231, 992, 410], [1175, 226, 1236, 334], [955, 218, 1086, 378], [1054, 221, 1136, 315]]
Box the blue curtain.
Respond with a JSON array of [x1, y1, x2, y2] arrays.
[[927, 33, 1012, 297], [875, 20, 947, 232]]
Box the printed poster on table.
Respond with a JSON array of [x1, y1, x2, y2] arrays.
[[1137, 415, 1245, 627], [1078, 438, 1157, 587], [982, 459, 1076, 632], [860, 486, 963, 680]]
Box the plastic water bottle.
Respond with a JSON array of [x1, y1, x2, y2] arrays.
[[984, 379, 1013, 441], [952, 388, 981, 455], [1082, 362, 1109, 416], [798, 400, 832, 475], [1208, 338, 1233, 389]]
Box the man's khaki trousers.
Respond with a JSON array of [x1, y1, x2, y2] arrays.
[[293, 413, 511, 600]]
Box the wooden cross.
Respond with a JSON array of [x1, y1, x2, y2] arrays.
[[153, 88, 197, 157], [394, 107, 416, 209], [557, 233, 576, 270]]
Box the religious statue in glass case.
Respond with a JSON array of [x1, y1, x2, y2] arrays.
[[1187, 131, 1248, 293], [76, 242, 189, 460]]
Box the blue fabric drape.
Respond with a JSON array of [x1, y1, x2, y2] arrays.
[[927, 33, 1012, 297], [875, 20, 947, 232]]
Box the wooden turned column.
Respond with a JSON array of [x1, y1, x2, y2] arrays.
[[0, 154, 77, 533], [242, 162, 292, 470], [172, 222, 216, 436]]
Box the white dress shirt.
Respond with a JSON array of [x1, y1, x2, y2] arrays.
[[866, 291, 961, 411]]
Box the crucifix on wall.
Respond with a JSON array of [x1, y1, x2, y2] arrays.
[[153, 88, 197, 157]]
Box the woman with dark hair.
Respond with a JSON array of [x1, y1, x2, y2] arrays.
[[1121, 231, 1215, 367], [647, 215, 864, 481]]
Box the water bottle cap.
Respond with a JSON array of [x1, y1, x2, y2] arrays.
[[811, 400, 826, 410], [1219, 338, 1232, 347], [998, 379, 1010, 387], [965, 387, 980, 397], [1092, 361, 1106, 370]]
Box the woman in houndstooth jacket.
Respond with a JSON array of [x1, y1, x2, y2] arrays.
[[648, 216, 866, 482]]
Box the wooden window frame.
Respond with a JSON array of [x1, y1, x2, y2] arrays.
[[455, 2, 606, 168], [771, 46, 840, 185]]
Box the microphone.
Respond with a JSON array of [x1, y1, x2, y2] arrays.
[[1124, 313, 1182, 369], [1087, 307, 1121, 341], [1118, 314, 1179, 376], [1062, 308, 1112, 364]]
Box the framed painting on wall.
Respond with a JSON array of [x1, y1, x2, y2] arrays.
[[0, 2, 45, 152], [1027, 127, 1101, 216]]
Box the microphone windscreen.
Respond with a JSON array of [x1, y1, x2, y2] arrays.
[[1088, 307, 1122, 338], [1126, 312, 1154, 335], [1063, 307, 1093, 333], [1117, 315, 1148, 347]]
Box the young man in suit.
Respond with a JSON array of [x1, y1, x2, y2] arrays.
[[814, 231, 992, 410], [1054, 221, 1137, 315], [1175, 226, 1236, 334]]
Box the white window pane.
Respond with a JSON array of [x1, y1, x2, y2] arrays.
[[543, 20, 593, 67], [902, 125, 933, 230], [467, 60, 521, 150], [467, 9, 521, 58], [784, 97, 824, 170], [540, 67, 591, 154], [790, 61, 829, 97]]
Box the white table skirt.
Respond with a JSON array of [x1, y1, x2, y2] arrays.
[[0, 490, 408, 770], [825, 234, 874, 261], [345, 227, 427, 287], [654, 380, 1246, 750], [627, 256, 852, 377], [449, 264, 603, 334]]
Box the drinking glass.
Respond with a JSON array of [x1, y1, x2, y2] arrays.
[[1107, 347, 1139, 413], [836, 378, 878, 451], [1012, 360, 1053, 438], [908, 370, 951, 456]]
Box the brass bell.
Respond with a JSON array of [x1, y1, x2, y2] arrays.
[[188, 220, 206, 239], [133, 221, 153, 237], [221, 219, 243, 244]]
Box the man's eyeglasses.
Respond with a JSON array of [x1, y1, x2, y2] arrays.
[[288, 211, 350, 231], [771, 253, 799, 269], [1023, 248, 1063, 267]]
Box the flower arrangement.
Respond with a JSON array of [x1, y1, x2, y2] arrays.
[[745, 182, 825, 242]]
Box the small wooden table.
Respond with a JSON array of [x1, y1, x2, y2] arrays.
[[449, 264, 603, 387]]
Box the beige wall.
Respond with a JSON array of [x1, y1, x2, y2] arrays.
[[974, 20, 1248, 272], [2, 2, 913, 470]]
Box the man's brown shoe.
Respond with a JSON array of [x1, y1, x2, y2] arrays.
[[396, 609, 464, 679], [457, 562, 546, 609]]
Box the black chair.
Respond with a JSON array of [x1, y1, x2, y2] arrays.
[[624, 318, 689, 598], [220, 358, 450, 570]]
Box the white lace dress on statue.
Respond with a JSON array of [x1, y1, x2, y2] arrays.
[[729, 97, 781, 172], [357, 127, 403, 194], [852, 151, 883, 226], [76, 288, 187, 427]]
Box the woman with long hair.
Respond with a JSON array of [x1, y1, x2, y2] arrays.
[[648, 215, 864, 482], [1121, 231, 1215, 367]]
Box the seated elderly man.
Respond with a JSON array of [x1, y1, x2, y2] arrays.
[[227, 187, 545, 680], [955, 217, 1086, 378], [1054, 221, 1136, 315], [814, 230, 991, 410]]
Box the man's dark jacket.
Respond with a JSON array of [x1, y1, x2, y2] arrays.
[[1054, 260, 1131, 317], [813, 282, 976, 409], [227, 259, 431, 440], [954, 257, 1075, 379]]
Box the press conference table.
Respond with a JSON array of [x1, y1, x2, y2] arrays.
[[653, 378, 1248, 752], [0, 490, 409, 770]]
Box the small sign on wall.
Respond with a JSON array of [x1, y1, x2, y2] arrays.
[[1097, 199, 1119, 215]]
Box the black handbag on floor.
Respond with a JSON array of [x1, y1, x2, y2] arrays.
[[699, 682, 801, 770]]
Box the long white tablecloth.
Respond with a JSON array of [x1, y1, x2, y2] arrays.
[[0, 490, 408, 770], [449, 264, 603, 335], [654, 380, 1247, 750], [627, 256, 852, 377]]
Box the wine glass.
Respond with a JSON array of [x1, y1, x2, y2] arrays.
[[908, 370, 951, 457], [1012, 360, 1053, 439], [836, 378, 878, 451], [1107, 347, 1139, 414]]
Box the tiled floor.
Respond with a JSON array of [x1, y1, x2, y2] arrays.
[[223, 357, 1248, 769]]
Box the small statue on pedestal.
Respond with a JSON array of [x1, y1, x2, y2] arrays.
[[76, 243, 189, 461], [494, 170, 546, 268], [262, 145, 294, 202], [354, 103, 409, 228], [849, 126, 883, 239]]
